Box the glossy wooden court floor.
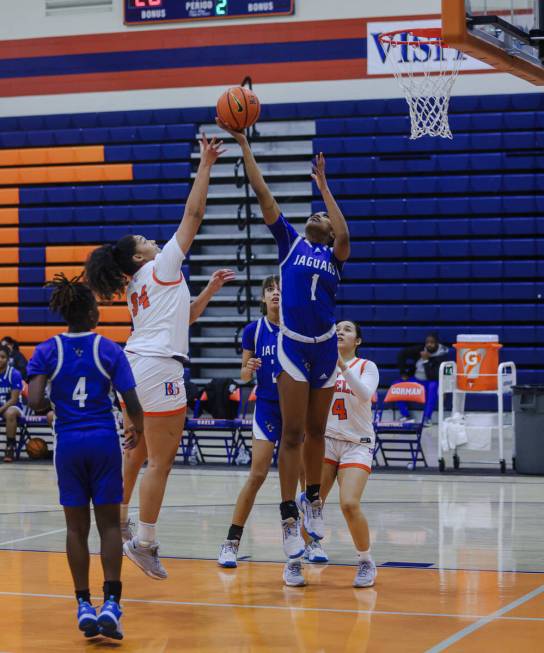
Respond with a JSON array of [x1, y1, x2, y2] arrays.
[[1, 465, 543, 652]]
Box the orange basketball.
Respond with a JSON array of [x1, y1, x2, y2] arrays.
[[216, 86, 261, 131], [26, 437, 49, 460]]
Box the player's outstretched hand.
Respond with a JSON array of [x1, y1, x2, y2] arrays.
[[215, 117, 248, 145], [199, 132, 227, 168], [207, 268, 236, 294], [311, 152, 329, 193], [124, 425, 141, 450]]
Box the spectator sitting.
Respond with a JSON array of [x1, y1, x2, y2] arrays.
[[396, 332, 449, 427], [0, 345, 24, 462], [1, 336, 28, 380]]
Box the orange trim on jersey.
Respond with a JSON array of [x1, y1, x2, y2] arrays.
[[359, 360, 368, 376], [338, 462, 372, 473], [144, 406, 187, 417], [348, 357, 360, 370], [323, 457, 338, 467], [151, 268, 183, 287]]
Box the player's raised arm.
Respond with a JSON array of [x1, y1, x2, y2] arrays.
[[312, 153, 350, 262], [176, 134, 226, 255], [216, 119, 281, 225]]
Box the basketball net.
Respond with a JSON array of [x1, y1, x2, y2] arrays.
[[379, 29, 462, 140]]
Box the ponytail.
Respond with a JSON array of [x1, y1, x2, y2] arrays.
[[85, 235, 138, 301]]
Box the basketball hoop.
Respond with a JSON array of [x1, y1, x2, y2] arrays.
[[379, 28, 462, 139]]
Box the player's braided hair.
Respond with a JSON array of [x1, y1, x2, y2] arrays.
[[47, 273, 97, 325], [85, 235, 139, 301]]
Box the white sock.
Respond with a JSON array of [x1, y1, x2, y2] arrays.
[[137, 521, 156, 547], [120, 504, 129, 524], [357, 549, 372, 562]]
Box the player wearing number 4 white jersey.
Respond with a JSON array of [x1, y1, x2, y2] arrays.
[[320, 320, 379, 588], [86, 134, 234, 580]]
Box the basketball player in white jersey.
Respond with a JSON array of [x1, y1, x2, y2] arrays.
[[319, 320, 379, 587], [85, 134, 231, 579]]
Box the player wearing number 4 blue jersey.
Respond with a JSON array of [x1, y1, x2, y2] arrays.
[[27, 274, 144, 641], [217, 119, 350, 586]]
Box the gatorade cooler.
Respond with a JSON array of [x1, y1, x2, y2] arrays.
[[453, 335, 502, 392]]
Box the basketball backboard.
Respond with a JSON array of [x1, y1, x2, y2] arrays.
[[442, 0, 544, 84]]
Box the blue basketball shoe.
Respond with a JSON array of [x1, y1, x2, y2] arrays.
[[77, 599, 99, 638], [98, 596, 123, 640]]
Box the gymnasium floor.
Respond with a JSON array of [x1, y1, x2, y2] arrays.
[[1, 464, 543, 652]]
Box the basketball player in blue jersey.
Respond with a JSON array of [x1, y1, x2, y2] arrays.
[[217, 276, 281, 567], [27, 274, 144, 641], [0, 344, 24, 463], [217, 120, 350, 586]]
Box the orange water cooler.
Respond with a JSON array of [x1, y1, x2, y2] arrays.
[[453, 334, 502, 391]]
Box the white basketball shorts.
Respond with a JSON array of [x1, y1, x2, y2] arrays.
[[125, 352, 186, 416]]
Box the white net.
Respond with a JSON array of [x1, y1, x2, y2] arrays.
[[380, 31, 463, 139]]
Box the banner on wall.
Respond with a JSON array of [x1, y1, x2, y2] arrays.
[[366, 19, 492, 76]]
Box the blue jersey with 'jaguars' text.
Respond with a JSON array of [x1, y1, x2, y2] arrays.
[[27, 332, 136, 438], [241, 317, 279, 402], [268, 214, 342, 340]]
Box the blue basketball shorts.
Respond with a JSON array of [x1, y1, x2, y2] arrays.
[[54, 431, 123, 507], [276, 332, 338, 389], [252, 397, 282, 444]]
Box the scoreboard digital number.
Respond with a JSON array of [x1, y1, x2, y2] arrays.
[[125, 1, 295, 25]]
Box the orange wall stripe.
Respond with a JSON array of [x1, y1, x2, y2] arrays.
[[99, 306, 131, 323], [0, 59, 362, 97], [0, 307, 18, 323], [0, 164, 132, 186], [1, 248, 19, 264], [0, 19, 364, 59], [19, 345, 35, 360], [0, 189, 19, 206], [8, 325, 130, 343], [0, 287, 18, 303], [46, 245, 98, 264], [0, 229, 19, 245], [45, 266, 84, 281], [0, 145, 105, 168], [0, 268, 18, 284], [0, 209, 18, 225]]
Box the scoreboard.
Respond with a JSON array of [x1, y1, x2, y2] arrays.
[[125, 1, 295, 25]]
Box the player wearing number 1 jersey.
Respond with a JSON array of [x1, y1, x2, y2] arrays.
[[217, 119, 350, 587], [320, 320, 379, 588], [85, 134, 230, 580]]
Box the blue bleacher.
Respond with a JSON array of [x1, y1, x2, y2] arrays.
[[6, 92, 542, 387]]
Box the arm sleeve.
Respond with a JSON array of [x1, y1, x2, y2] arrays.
[[98, 338, 137, 394], [10, 368, 23, 392], [153, 235, 186, 283], [266, 213, 300, 262], [26, 341, 57, 379], [241, 322, 257, 354], [343, 360, 379, 403]]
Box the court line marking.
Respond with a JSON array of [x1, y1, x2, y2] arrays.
[[2, 548, 544, 576], [425, 583, 544, 652], [1, 590, 544, 622], [0, 527, 68, 547]]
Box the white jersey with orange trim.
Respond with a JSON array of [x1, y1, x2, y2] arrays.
[[325, 357, 379, 445], [124, 236, 191, 359]]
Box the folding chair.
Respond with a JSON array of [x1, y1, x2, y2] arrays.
[[184, 388, 242, 464], [13, 408, 51, 461], [373, 382, 428, 469], [232, 387, 256, 465]]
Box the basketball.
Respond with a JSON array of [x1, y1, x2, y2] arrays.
[[216, 86, 261, 131], [26, 437, 49, 460]]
